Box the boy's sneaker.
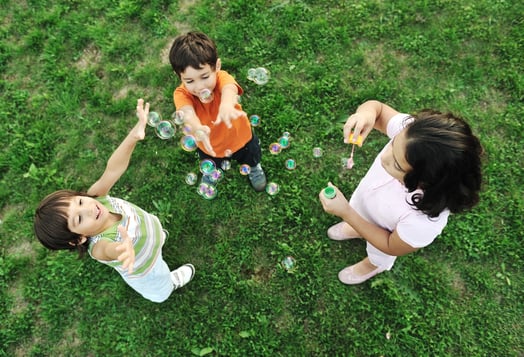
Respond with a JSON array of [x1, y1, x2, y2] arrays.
[[170, 264, 195, 290], [248, 163, 267, 192]]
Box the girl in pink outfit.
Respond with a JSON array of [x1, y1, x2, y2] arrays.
[[319, 100, 483, 284]]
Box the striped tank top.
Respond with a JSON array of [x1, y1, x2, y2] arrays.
[[88, 196, 164, 278]]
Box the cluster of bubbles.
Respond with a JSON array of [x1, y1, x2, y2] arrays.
[[146, 112, 177, 140], [146, 109, 202, 155], [268, 132, 296, 170], [247, 67, 270, 85]]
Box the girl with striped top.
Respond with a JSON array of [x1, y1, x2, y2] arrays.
[[34, 99, 194, 303]]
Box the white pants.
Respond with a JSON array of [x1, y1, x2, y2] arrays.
[[367, 242, 396, 270], [121, 254, 174, 303]]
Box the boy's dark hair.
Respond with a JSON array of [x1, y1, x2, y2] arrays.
[[402, 110, 483, 217], [169, 31, 218, 76], [34, 189, 95, 256]]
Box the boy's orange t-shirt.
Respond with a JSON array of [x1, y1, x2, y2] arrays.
[[173, 70, 252, 158]]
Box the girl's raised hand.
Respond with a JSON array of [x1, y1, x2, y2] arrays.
[[343, 112, 375, 146], [133, 98, 150, 141], [116, 225, 136, 274]]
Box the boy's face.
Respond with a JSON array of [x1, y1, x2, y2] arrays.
[[180, 59, 221, 98], [66, 196, 112, 238]]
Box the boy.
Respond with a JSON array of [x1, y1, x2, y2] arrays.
[[169, 31, 267, 191]]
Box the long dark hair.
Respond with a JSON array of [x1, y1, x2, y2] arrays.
[[403, 110, 483, 217], [34, 189, 96, 257]]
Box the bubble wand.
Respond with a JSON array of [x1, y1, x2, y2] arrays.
[[344, 133, 363, 169]]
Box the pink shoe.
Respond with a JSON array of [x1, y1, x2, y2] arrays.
[[338, 263, 386, 285], [327, 222, 360, 241]]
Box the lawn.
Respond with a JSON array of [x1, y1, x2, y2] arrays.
[[1, 0, 523, 356]]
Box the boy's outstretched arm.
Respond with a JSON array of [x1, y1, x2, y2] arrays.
[[214, 84, 246, 128], [87, 99, 149, 197]]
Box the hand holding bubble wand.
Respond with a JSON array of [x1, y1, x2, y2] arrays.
[[342, 111, 375, 169]]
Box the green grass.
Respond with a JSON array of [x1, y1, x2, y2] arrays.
[[1, 0, 523, 355]]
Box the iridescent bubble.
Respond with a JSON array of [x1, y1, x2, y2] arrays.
[[278, 136, 290, 149], [155, 121, 176, 140], [197, 182, 217, 200], [171, 110, 185, 125], [266, 182, 280, 195], [269, 142, 282, 155], [207, 168, 223, 183], [185, 172, 197, 185], [254, 67, 270, 85], [250, 114, 261, 127], [199, 159, 216, 175], [247, 68, 257, 81], [221, 160, 231, 171], [312, 147, 323, 158], [199, 88, 214, 103], [147, 111, 162, 127], [182, 125, 192, 134], [223, 149, 233, 157], [282, 131, 291, 138], [239, 164, 251, 175], [281, 256, 296, 271], [341, 157, 355, 169], [180, 135, 197, 151], [285, 158, 296, 170]]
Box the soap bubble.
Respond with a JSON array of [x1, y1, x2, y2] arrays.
[[182, 125, 192, 134], [223, 149, 233, 157], [147, 111, 162, 127], [247, 68, 257, 81], [198, 88, 214, 103], [312, 147, 323, 158], [269, 142, 282, 155], [285, 158, 296, 170], [180, 135, 197, 151], [171, 110, 185, 125], [278, 136, 290, 149], [239, 164, 251, 175], [250, 114, 261, 127], [221, 160, 231, 171], [247, 67, 270, 85], [197, 182, 217, 200], [207, 168, 223, 183], [266, 182, 280, 195], [199, 159, 216, 175], [281, 256, 296, 271], [341, 157, 354, 169], [185, 172, 197, 185], [155, 121, 176, 140]]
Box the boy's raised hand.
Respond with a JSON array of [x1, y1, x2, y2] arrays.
[[132, 98, 150, 141], [215, 104, 247, 129], [116, 225, 136, 274]]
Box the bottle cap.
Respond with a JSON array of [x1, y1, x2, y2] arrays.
[[323, 186, 336, 199]]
